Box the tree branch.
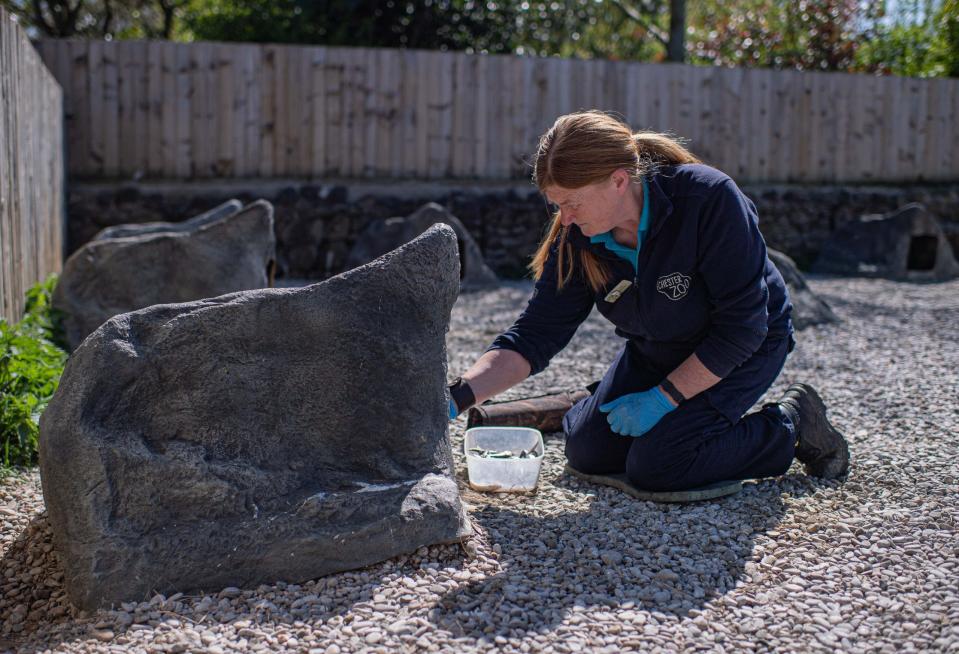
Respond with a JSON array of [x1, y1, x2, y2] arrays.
[[667, 0, 686, 62], [157, 0, 185, 39], [100, 0, 113, 36], [65, 0, 85, 36], [609, 0, 669, 47], [29, 0, 57, 36]]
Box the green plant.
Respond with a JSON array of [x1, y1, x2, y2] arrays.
[[1, 274, 68, 472], [931, 0, 959, 77]]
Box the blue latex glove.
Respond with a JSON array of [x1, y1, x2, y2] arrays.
[[449, 398, 459, 421], [599, 386, 676, 437]]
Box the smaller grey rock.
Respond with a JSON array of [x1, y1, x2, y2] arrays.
[[346, 202, 498, 289], [768, 249, 839, 330], [53, 200, 275, 350], [91, 200, 243, 241]]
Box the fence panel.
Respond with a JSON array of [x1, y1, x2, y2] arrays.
[[0, 12, 64, 323], [34, 38, 959, 183]]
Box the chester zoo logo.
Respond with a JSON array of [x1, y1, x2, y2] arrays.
[[656, 272, 691, 301]]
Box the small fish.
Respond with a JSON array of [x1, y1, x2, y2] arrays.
[[468, 447, 537, 460]]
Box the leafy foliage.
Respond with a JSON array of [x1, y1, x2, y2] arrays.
[[178, 0, 670, 62], [856, 0, 959, 76], [686, 0, 866, 71], [3, 0, 955, 77], [939, 0, 959, 76], [182, 0, 519, 52], [0, 0, 189, 39], [0, 275, 68, 472], [856, 22, 941, 76]]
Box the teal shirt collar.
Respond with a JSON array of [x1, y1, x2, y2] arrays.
[[590, 178, 650, 271]]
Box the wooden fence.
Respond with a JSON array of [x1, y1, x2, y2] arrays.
[[1, 11, 64, 323], [35, 39, 959, 184]]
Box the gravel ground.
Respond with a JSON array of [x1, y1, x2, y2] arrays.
[[2, 275, 957, 653]]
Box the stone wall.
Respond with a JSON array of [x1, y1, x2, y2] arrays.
[[68, 180, 959, 280]]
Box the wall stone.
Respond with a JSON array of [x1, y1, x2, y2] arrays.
[[68, 180, 959, 279]]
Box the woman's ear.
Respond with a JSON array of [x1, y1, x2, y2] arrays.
[[611, 168, 631, 194]]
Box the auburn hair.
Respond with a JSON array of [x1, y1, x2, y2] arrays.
[[530, 111, 700, 292]]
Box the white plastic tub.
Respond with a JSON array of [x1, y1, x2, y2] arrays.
[[464, 426, 544, 493]]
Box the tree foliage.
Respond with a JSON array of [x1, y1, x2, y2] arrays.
[[180, 0, 666, 61], [686, 0, 867, 71], [856, 0, 959, 76], [182, 0, 518, 52], [938, 0, 959, 76], [3, 0, 955, 77], [0, 0, 187, 38]]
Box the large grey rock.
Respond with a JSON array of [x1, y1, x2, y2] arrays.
[[347, 202, 498, 289], [91, 200, 244, 241], [53, 201, 275, 350], [39, 224, 470, 610], [768, 248, 839, 330], [812, 203, 959, 281]]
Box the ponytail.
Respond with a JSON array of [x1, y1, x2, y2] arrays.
[[632, 132, 702, 169]]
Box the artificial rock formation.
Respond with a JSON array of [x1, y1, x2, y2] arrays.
[[39, 224, 470, 610], [812, 203, 959, 281], [91, 200, 244, 241], [346, 202, 498, 289], [53, 200, 275, 350], [768, 249, 839, 330]]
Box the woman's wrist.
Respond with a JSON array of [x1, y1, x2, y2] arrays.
[[448, 377, 477, 414], [658, 378, 686, 406]]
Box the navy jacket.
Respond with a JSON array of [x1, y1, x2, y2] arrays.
[[489, 164, 793, 380]]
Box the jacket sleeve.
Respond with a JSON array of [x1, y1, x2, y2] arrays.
[[486, 236, 595, 376], [693, 179, 771, 379]]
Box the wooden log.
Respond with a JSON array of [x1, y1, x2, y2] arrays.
[[467, 390, 591, 432]]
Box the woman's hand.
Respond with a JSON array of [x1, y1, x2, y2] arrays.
[[599, 386, 676, 437]]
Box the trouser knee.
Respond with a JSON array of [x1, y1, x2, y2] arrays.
[[562, 401, 628, 475], [563, 418, 605, 474], [625, 438, 691, 491]]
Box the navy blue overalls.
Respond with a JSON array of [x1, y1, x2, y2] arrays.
[[488, 164, 798, 491]]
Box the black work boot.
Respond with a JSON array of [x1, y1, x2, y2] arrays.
[[777, 383, 850, 479]]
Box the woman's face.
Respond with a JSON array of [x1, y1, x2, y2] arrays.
[[543, 170, 633, 237]]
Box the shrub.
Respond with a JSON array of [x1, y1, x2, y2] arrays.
[[0, 275, 68, 472]]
